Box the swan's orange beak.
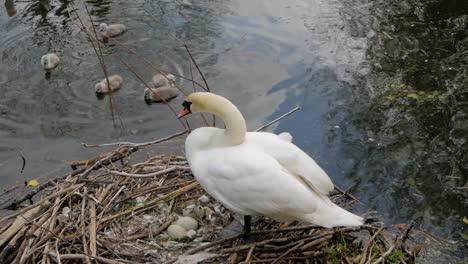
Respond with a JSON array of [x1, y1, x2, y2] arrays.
[[178, 101, 193, 118], [177, 107, 191, 118]]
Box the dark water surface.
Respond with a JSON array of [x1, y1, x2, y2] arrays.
[[0, 0, 466, 261]]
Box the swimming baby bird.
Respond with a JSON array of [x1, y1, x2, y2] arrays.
[[144, 86, 178, 104], [178, 92, 363, 234], [95, 75, 123, 96], [144, 73, 178, 104], [151, 73, 176, 88], [99, 23, 127, 38], [41, 53, 60, 77]]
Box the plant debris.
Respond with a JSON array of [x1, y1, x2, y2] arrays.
[[0, 150, 420, 264]]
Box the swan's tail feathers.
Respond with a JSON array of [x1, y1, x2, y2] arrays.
[[304, 204, 363, 228], [278, 132, 293, 142]]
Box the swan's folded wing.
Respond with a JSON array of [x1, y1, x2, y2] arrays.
[[191, 147, 318, 218], [247, 132, 334, 196]]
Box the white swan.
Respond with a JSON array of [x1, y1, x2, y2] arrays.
[[95, 75, 123, 95], [41, 53, 60, 72], [178, 92, 363, 232], [99, 23, 127, 38]]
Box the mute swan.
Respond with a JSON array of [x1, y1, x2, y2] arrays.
[[144, 86, 178, 104], [41, 53, 60, 72], [178, 92, 363, 233], [99, 23, 127, 38], [95, 75, 123, 95]]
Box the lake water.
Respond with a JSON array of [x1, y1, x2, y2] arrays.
[[0, 0, 466, 260]]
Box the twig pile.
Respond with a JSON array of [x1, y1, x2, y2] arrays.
[[0, 151, 418, 264]]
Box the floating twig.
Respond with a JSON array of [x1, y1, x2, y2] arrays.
[[255, 106, 301, 132], [18, 151, 26, 174]]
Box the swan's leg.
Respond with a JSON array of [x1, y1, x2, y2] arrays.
[[243, 215, 251, 234]]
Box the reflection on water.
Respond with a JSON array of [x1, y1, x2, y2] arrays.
[[0, 0, 466, 260], [5, 0, 16, 17], [358, 0, 467, 245]]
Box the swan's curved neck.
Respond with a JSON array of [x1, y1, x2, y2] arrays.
[[199, 95, 246, 145], [219, 106, 246, 145]]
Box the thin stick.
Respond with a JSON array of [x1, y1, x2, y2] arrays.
[[0, 184, 83, 225], [126, 216, 173, 241], [88, 199, 97, 257], [334, 185, 361, 204], [82, 130, 188, 148], [245, 244, 256, 264], [79, 153, 114, 179], [109, 166, 190, 178], [96, 185, 126, 227], [184, 234, 243, 255], [80, 188, 92, 264], [271, 240, 306, 264], [182, 43, 210, 92], [181, 43, 216, 127], [372, 223, 414, 264], [188, 55, 210, 126], [101, 181, 199, 223], [18, 151, 26, 173], [359, 227, 384, 264], [77, 1, 121, 133], [47, 251, 127, 264], [255, 106, 301, 132]]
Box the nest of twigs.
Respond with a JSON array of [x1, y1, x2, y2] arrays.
[[0, 148, 419, 264]]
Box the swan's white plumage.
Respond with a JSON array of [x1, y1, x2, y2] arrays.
[[278, 132, 292, 142], [183, 92, 363, 228], [246, 132, 334, 196]]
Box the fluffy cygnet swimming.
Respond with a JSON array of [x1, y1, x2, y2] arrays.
[[99, 23, 127, 38], [151, 73, 175, 88], [95, 75, 123, 96], [144, 86, 178, 104], [41, 53, 60, 72]]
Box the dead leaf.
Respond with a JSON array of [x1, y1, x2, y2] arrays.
[[394, 223, 406, 229], [26, 179, 39, 187]]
